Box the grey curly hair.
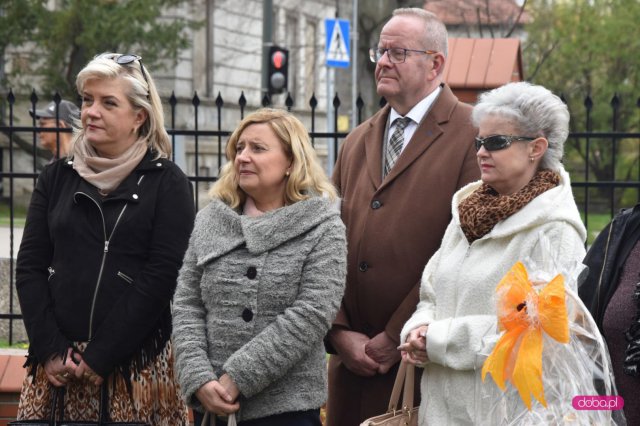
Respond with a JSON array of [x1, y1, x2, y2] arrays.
[[471, 82, 569, 172]]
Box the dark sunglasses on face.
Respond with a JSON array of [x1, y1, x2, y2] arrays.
[[474, 135, 536, 152], [95, 53, 150, 98]]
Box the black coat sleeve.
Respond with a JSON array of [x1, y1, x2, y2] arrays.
[[16, 165, 71, 364], [579, 205, 640, 331]]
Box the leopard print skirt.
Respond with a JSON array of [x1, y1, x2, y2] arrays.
[[16, 341, 189, 426]]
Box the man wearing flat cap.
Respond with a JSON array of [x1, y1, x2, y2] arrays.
[[30, 100, 79, 160]]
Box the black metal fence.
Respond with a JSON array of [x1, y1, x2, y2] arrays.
[[0, 89, 639, 345]]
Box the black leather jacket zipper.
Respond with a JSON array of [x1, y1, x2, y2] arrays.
[[75, 191, 129, 341]]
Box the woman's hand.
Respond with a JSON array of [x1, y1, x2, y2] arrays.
[[195, 379, 240, 416], [397, 325, 429, 366], [44, 348, 79, 387], [72, 352, 104, 386], [218, 374, 240, 402]]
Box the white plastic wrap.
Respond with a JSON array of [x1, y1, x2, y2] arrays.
[[474, 235, 625, 425]]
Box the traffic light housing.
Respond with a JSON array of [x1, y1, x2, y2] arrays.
[[267, 46, 289, 95]]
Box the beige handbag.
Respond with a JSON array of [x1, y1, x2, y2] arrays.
[[360, 361, 419, 426], [201, 412, 237, 426]]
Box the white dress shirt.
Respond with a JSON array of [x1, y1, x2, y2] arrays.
[[387, 85, 442, 154]]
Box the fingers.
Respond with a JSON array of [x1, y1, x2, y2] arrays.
[[83, 374, 102, 385], [212, 399, 240, 416], [408, 350, 427, 362], [408, 325, 428, 341], [211, 380, 234, 404], [404, 356, 422, 366], [358, 343, 381, 376], [80, 369, 102, 385], [46, 372, 65, 387], [218, 374, 240, 402], [73, 360, 103, 385], [378, 362, 393, 374], [345, 352, 379, 377], [70, 349, 83, 365], [401, 327, 427, 355], [405, 348, 428, 367], [44, 352, 72, 387], [397, 342, 411, 352], [197, 381, 240, 415], [43, 349, 104, 387]]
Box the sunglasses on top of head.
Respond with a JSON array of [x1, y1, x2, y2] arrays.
[[95, 53, 150, 98], [474, 135, 536, 152]]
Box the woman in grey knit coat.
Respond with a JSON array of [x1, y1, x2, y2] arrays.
[[172, 109, 347, 425]]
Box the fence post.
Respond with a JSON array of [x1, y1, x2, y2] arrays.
[[610, 93, 620, 216]]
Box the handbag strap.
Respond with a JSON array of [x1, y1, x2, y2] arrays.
[[402, 362, 415, 412], [52, 387, 62, 425], [99, 381, 110, 424], [387, 361, 406, 412], [51, 382, 110, 425], [387, 361, 415, 414], [202, 412, 238, 426]]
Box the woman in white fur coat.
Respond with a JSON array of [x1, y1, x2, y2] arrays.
[[398, 82, 587, 425]]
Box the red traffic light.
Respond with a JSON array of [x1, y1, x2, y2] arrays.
[[271, 51, 287, 69], [267, 46, 289, 95]]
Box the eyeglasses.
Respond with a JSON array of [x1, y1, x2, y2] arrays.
[[95, 53, 150, 98], [474, 135, 536, 152], [369, 47, 438, 64]]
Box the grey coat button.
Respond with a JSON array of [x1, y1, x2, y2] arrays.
[[359, 262, 368, 272], [371, 200, 382, 209], [246, 266, 257, 279], [242, 308, 254, 322]]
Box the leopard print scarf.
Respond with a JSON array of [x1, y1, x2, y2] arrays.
[[459, 169, 560, 243]]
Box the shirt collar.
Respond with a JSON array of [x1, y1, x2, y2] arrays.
[[389, 85, 442, 125]]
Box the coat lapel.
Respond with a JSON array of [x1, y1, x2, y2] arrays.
[[381, 114, 443, 186], [379, 85, 460, 190], [363, 105, 390, 189]]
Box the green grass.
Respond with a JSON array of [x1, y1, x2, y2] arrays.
[[582, 212, 613, 246], [0, 339, 28, 349], [0, 202, 26, 226]]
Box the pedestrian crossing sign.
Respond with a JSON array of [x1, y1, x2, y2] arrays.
[[325, 18, 350, 68]]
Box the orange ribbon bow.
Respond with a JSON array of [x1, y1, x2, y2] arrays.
[[481, 261, 569, 410]]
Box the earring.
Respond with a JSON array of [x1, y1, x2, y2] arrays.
[[285, 171, 290, 177], [529, 157, 535, 163]]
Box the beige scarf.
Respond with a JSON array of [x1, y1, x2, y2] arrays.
[[458, 169, 560, 243], [72, 138, 148, 195]]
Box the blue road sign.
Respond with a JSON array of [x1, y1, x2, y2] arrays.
[[325, 18, 350, 68]]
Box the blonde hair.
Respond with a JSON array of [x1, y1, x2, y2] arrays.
[[210, 108, 337, 209], [71, 53, 171, 159]]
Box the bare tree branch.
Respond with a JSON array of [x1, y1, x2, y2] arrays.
[[504, 0, 527, 38], [484, 0, 494, 38], [476, 7, 483, 38], [527, 39, 560, 81]]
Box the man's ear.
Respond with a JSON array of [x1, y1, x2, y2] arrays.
[[429, 53, 446, 79]]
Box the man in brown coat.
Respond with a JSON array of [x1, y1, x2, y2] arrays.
[[326, 8, 480, 425]]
